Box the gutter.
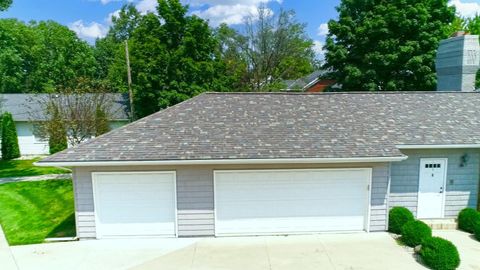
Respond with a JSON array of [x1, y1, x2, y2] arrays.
[[35, 156, 408, 167], [396, 144, 480, 149]]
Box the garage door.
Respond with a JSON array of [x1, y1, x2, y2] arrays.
[[93, 172, 176, 238], [214, 169, 371, 236]]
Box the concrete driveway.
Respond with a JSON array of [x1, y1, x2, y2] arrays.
[[434, 230, 480, 270], [9, 233, 426, 270]]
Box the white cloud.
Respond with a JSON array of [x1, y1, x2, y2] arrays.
[[188, 0, 280, 26], [136, 0, 158, 14], [192, 4, 264, 25], [185, 0, 281, 7], [313, 40, 325, 59], [69, 20, 108, 40], [317, 23, 329, 36], [449, 0, 480, 18]]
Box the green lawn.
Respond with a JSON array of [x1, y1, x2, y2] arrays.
[[0, 179, 76, 245], [0, 158, 70, 178]]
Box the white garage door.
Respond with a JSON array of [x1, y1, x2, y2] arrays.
[[214, 169, 371, 236], [93, 172, 176, 238]]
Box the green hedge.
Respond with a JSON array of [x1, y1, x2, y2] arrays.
[[474, 221, 480, 242], [458, 208, 480, 233], [420, 237, 460, 270], [388, 207, 414, 234], [401, 220, 432, 247], [1, 112, 20, 160]]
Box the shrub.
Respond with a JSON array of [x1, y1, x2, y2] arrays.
[[474, 221, 480, 241], [458, 208, 480, 233], [1, 112, 20, 160], [401, 220, 432, 247], [388, 207, 415, 234], [420, 237, 460, 270]]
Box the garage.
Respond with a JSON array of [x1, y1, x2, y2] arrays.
[[214, 169, 372, 236], [92, 171, 176, 238]]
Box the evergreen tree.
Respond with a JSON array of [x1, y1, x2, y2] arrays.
[[1, 112, 20, 160]]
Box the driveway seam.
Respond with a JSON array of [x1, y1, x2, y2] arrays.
[[0, 225, 19, 270], [318, 235, 337, 270], [264, 239, 273, 270]]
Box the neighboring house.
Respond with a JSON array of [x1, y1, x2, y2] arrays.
[[0, 94, 130, 156], [283, 70, 336, 92], [37, 33, 480, 240], [38, 91, 480, 239]]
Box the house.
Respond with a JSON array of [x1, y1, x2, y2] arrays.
[[0, 93, 130, 156], [282, 70, 336, 92], [37, 34, 480, 240]]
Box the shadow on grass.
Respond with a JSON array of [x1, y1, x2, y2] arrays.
[[46, 213, 76, 238]]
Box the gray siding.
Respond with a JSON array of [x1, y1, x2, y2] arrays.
[[389, 149, 479, 218], [370, 163, 390, 232], [176, 168, 214, 236], [73, 162, 390, 239]]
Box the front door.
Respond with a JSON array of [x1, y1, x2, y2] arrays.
[[417, 159, 447, 219]]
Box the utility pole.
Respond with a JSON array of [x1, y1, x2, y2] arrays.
[[125, 39, 134, 120]]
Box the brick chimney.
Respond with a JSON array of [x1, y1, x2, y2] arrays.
[[436, 33, 480, 92]]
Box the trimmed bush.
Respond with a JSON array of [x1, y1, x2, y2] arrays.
[[420, 237, 460, 270], [474, 221, 480, 241], [388, 207, 415, 234], [401, 220, 432, 247], [458, 208, 480, 233], [1, 112, 20, 160]]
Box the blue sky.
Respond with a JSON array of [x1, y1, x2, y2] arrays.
[[0, 0, 478, 53]]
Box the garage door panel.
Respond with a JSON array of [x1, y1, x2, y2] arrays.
[[217, 216, 365, 235], [93, 172, 176, 238], [215, 169, 370, 235]]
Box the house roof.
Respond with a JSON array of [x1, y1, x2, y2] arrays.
[[283, 70, 326, 91], [38, 92, 480, 164], [0, 93, 130, 121]]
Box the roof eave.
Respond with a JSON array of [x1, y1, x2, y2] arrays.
[[35, 156, 408, 167], [396, 144, 480, 149]]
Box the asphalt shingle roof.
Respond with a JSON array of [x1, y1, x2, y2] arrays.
[[0, 94, 130, 121], [40, 92, 480, 163]]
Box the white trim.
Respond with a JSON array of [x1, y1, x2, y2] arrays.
[[213, 168, 373, 236], [91, 171, 178, 239], [35, 156, 407, 167], [416, 158, 448, 219], [396, 144, 480, 149]]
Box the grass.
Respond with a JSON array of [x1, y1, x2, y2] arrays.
[[0, 179, 76, 245], [0, 158, 70, 178]]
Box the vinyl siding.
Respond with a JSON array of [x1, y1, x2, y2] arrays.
[[73, 162, 389, 239], [389, 149, 479, 218]]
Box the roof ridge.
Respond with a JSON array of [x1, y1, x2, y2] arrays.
[[203, 91, 480, 95]]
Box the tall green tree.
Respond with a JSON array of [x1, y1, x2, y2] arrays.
[[108, 0, 229, 118], [1, 112, 20, 160], [0, 0, 11, 11], [0, 19, 97, 93], [236, 7, 317, 91], [324, 0, 456, 91], [0, 19, 40, 93]]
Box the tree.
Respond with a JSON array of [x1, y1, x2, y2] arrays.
[[105, 0, 230, 118], [240, 7, 317, 91], [0, 19, 98, 93], [1, 112, 20, 160], [0, 0, 12, 11], [324, 0, 456, 91], [33, 77, 116, 147], [47, 107, 68, 154], [94, 108, 110, 136]]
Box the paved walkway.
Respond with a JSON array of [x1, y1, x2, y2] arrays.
[[0, 225, 18, 270], [0, 174, 72, 184]]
